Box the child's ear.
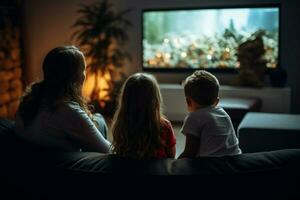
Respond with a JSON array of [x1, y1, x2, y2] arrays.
[[186, 97, 192, 106], [214, 97, 220, 106]]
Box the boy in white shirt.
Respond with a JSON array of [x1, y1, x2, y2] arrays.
[[179, 70, 241, 158]]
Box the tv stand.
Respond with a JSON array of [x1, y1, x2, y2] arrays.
[[159, 84, 291, 121]]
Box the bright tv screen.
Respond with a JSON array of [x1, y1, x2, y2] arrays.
[[142, 6, 279, 71]]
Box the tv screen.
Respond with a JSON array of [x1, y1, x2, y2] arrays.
[[142, 5, 279, 71]]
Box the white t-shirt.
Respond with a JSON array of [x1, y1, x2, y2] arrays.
[[181, 106, 241, 157], [15, 102, 111, 153]]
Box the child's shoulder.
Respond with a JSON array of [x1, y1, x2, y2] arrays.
[[211, 106, 229, 116], [195, 105, 225, 115], [160, 117, 172, 127], [190, 107, 213, 117], [160, 117, 170, 123], [54, 101, 88, 121], [188, 106, 218, 122]]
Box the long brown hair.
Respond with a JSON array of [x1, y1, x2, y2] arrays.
[[18, 46, 92, 126], [112, 73, 163, 159]]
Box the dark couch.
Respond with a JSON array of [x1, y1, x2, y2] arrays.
[[0, 118, 300, 199]]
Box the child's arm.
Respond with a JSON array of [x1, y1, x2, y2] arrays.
[[161, 118, 176, 158], [178, 134, 200, 158]]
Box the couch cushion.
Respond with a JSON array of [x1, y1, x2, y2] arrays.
[[238, 112, 300, 152], [52, 152, 175, 175], [220, 97, 262, 130], [0, 118, 55, 153]]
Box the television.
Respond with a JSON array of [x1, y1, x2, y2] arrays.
[[142, 5, 280, 72]]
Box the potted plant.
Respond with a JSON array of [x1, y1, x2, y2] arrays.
[[71, 0, 132, 115]]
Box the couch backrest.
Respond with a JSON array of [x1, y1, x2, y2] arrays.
[[0, 118, 299, 175], [1, 118, 300, 175], [1, 118, 300, 198], [0, 118, 49, 152], [49, 149, 300, 175], [0, 118, 16, 150], [0, 118, 15, 135]]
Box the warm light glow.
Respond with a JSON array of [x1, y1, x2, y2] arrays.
[[82, 68, 112, 106]]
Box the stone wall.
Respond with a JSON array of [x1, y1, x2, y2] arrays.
[[0, 23, 23, 119]]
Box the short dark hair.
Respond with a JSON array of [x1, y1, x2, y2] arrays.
[[183, 70, 219, 106]]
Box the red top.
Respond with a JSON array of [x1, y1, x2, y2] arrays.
[[155, 118, 176, 158]]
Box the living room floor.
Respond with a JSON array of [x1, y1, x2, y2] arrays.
[[106, 121, 185, 158]]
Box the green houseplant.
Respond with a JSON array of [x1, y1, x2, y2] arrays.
[[71, 0, 132, 114]]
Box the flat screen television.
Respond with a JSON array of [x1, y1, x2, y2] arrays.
[[142, 5, 280, 72]]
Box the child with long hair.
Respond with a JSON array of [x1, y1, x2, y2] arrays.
[[15, 46, 110, 153], [112, 73, 176, 159]]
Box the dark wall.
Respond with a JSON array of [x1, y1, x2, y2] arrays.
[[280, 0, 300, 114], [116, 0, 300, 113]]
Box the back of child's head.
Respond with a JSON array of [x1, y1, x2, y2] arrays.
[[112, 73, 163, 159], [118, 73, 162, 116], [183, 70, 219, 106]]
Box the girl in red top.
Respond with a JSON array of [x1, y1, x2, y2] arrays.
[[112, 73, 176, 159]]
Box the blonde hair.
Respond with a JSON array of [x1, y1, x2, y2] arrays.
[[112, 73, 164, 159], [18, 46, 92, 126]]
